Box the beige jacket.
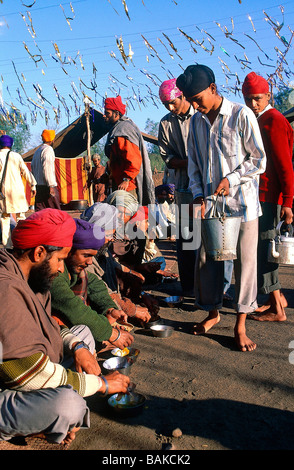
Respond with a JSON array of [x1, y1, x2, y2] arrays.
[[0, 149, 36, 213]]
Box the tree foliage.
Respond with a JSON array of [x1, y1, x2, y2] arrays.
[[0, 109, 31, 154]]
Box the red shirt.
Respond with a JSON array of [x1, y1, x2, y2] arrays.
[[109, 136, 142, 192], [258, 107, 294, 208]]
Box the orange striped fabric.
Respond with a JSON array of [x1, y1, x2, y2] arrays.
[[24, 157, 89, 205]]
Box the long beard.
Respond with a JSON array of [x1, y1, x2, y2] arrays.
[[28, 258, 57, 294]]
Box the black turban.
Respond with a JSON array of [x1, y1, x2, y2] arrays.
[[176, 65, 215, 97]]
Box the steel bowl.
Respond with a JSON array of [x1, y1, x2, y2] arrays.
[[150, 325, 174, 338], [111, 347, 140, 361], [146, 316, 163, 328], [67, 199, 88, 211], [113, 320, 134, 332], [162, 296, 183, 307], [108, 392, 146, 417], [102, 356, 133, 375]]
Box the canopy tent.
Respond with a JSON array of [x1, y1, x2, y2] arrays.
[[22, 108, 158, 206], [22, 108, 158, 161]]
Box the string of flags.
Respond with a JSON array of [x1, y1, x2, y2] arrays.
[[1, 0, 293, 130]]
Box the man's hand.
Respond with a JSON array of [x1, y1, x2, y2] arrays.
[[118, 180, 130, 191], [99, 371, 130, 395], [192, 197, 205, 219], [109, 328, 134, 349], [214, 177, 230, 197], [280, 206, 293, 225], [106, 308, 128, 324], [134, 305, 151, 323], [73, 347, 101, 376]]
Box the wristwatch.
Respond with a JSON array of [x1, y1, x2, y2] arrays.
[[122, 178, 130, 182], [72, 341, 90, 353]]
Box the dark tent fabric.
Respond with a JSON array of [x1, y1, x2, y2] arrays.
[[22, 109, 158, 161], [284, 107, 294, 124]]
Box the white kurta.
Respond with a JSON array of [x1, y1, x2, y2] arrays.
[[0, 149, 36, 214]]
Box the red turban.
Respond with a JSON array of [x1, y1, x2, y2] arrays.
[[104, 96, 126, 115], [242, 72, 269, 96], [12, 209, 76, 249]]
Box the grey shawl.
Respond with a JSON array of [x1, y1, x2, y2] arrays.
[[105, 116, 155, 205]]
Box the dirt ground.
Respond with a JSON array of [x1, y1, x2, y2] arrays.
[[69, 239, 294, 452], [1, 237, 293, 454]]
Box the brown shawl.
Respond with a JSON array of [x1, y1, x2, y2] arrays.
[[0, 249, 63, 363]]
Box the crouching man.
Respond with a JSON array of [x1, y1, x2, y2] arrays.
[[0, 209, 129, 446]]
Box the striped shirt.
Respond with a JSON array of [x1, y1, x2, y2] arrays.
[[187, 97, 266, 222], [31, 143, 57, 187]]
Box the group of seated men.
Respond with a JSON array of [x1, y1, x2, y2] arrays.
[[0, 184, 178, 445]]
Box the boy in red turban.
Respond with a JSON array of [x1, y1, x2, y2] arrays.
[[242, 72, 294, 322]]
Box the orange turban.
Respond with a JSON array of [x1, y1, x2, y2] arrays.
[[12, 209, 76, 249], [104, 96, 126, 115], [42, 129, 56, 142], [242, 72, 269, 96]]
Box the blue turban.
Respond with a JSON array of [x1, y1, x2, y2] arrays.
[[0, 135, 13, 148], [72, 218, 105, 250]]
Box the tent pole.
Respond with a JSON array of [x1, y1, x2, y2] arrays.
[[84, 98, 93, 206]]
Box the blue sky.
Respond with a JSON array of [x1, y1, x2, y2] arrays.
[[1, 0, 294, 149]]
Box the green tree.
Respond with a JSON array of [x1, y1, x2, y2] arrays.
[[144, 118, 165, 172], [0, 109, 31, 153], [273, 87, 294, 114]]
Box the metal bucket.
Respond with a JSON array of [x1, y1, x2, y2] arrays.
[[268, 221, 294, 265], [201, 195, 241, 261]]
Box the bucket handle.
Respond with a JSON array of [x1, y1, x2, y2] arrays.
[[212, 191, 227, 219], [276, 220, 294, 237]]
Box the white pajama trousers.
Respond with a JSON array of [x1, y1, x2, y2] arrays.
[[195, 218, 258, 314]]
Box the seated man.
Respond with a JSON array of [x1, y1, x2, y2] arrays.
[[50, 218, 135, 349], [0, 209, 129, 446], [81, 201, 151, 323]]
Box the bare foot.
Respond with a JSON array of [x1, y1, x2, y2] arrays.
[[192, 311, 220, 335], [248, 311, 287, 322], [254, 292, 288, 313], [61, 427, 80, 446], [234, 330, 256, 352]]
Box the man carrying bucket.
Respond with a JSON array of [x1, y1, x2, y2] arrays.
[[242, 72, 294, 322], [176, 65, 266, 352]]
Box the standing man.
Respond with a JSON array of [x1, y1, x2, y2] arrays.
[[86, 153, 106, 202], [103, 96, 155, 205], [0, 134, 36, 248], [31, 129, 61, 211], [158, 78, 197, 296], [176, 64, 266, 351], [242, 72, 294, 321]]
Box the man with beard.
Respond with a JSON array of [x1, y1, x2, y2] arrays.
[[103, 96, 155, 205], [0, 209, 130, 446], [50, 218, 136, 349]]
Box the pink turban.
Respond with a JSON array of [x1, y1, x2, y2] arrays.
[[104, 96, 126, 115], [242, 72, 269, 96], [12, 209, 76, 249], [159, 79, 182, 102]]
